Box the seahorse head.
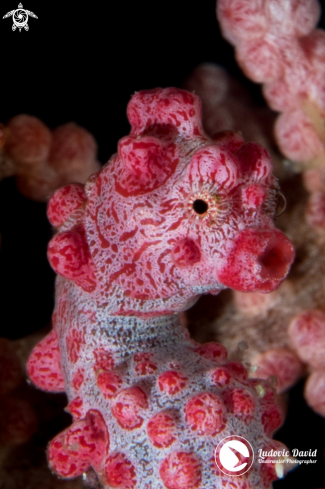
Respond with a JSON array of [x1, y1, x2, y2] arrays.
[[47, 88, 294, 313]]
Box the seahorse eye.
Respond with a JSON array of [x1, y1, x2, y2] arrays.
[[275, 191, 287, 217], [193, 199, 209, 215]]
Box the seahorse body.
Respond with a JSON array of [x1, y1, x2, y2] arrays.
[[27, 88, 295, 489]]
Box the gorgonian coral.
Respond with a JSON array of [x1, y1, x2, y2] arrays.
[[0, 115, 100, 202], [217, 0, 325, 168]]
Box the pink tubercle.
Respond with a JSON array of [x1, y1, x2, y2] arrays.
[[159, 451, 202, 489], [105, 452, 137, 489], [147, 411, 177, 448], [97, 371, 123, 398], [253, 348, 304, 393], [185, 392, 226, 436], [47, 183, 86, 228], [27, 329, 65, 392], [305, 370, 325, 416], [157, 371, 188, 396], [288, 310, 325, 370], [48, 410, 109, 477], [224, 388, 256, 421], [111, 386, 148, 430]]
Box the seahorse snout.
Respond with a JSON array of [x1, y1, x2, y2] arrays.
[[217, 228, 295, 292]]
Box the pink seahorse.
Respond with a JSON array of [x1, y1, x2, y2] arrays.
[[27, 88, 294, 489]]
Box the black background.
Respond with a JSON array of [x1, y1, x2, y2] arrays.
[[0, 1, 324, 488]]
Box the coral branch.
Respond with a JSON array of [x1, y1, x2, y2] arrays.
[[0, 115, 100, 201], [217, 0, 325, 169]]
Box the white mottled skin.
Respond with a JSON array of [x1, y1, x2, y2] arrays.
[[55, 276, 280, 489]]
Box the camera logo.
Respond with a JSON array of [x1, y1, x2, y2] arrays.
[[215, 435, 254, 476]]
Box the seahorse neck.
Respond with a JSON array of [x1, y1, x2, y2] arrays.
[[97, 314, 191, 357]]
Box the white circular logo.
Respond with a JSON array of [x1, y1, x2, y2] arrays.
[[215, 435, 254, 476]]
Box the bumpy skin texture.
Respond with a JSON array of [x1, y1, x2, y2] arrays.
[[28, 88, 294, 489]]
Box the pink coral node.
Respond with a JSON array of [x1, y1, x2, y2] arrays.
[[288, 310, 325, 370], [27, 329, 65, 392], [253, 348, 303, 393], [304, 370, 325, 416], [5, 114, 52, 165]]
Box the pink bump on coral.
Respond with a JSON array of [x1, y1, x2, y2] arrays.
[[261, 403, 283, 437], [217, 0, 267, 45], [159, 451, 202, 489], [105, 452, 137, 489], [96, 371, 123, 398], [48, 227, 96, 292], [48, 409, 109, 478], [241, 183, 266, 209], [253, 347, 304, 393], [5, 114, 52, 166], [147, 411, 177, 448], [111, 386, 148, 430], [225, 388, 256, 421], [48, 122, 98, 183], [288, 310, 325, 370], [27, 329, 65, 392], [28, 88, 294, 488], [158, 371, 188, 396], [225, 362, 249, 383], [47, 183, 87, 228], [210, 366, 232, 387], [185, 392, 225, 435], [305, 370, 325, 416], [275, 109, 325, 163]]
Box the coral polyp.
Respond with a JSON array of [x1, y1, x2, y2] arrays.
[[27, 88, 294, 488]]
